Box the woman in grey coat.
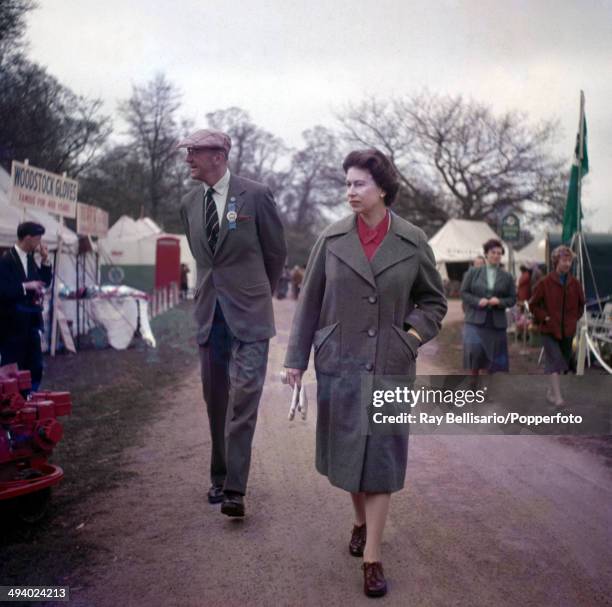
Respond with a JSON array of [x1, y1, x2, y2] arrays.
[[460, 239, 516, 374], [284, 149, 447, 598]]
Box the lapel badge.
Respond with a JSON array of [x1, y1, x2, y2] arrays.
[[227, 198, 237, 230]]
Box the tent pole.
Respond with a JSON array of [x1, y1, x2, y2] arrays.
[[76, 246, 80, 350]]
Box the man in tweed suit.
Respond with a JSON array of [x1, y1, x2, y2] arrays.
[[178, 129, 286, 517]]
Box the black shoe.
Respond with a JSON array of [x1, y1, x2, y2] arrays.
[[207, 484, 224, 504], [221, 492, 245, 517], [349, 523, 367, 557]]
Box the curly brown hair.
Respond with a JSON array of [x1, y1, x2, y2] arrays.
[[483, 238, 505, 255]]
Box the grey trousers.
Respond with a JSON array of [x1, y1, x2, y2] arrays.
[[198, 304, 269, 495]]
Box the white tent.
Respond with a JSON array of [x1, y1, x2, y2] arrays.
[[99, 215, 195, 291], [515, 234, 546, 265], [428, 219, 512, 280], [107, 215, 162, 239]]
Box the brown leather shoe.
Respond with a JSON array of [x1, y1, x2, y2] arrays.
[[349, 523, 367, 557], [362, 561, 387, 597]]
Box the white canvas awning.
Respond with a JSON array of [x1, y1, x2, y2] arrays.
[[428, 219, 511, 265]]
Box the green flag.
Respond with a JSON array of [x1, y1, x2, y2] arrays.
[[562, 101, 589, 243]]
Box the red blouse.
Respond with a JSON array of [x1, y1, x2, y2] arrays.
[[357, 211, 390, 261]]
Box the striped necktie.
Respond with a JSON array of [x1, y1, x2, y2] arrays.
[[204, 187, 219, 253]]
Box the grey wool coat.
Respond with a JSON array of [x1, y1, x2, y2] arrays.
[[284, 213, 447, 493]]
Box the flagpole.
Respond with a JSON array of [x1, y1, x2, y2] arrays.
[[575, 91, 588, 374]]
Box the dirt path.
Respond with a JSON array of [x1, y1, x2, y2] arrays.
[[59, 300, 612, 606]]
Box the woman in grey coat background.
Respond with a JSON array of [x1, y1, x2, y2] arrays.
[[460, 239, 516, 374], [284, 149, 447, 598]]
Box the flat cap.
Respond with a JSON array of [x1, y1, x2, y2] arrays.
[[176, 129, 231, 155]]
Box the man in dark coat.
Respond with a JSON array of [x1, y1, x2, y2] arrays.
[[0, 222, 52, 391], [178, 129, 287, 517]]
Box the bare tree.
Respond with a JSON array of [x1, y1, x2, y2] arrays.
[[337, 92, 566, 233], [205, 107, 287, 186], [279, 126, 346, 263], [406, 93, 565, 221], [119, 73, 182, 221], [78, 145, 148, 225], [0, 0, 35, 61], [0, 53, 111, 175]]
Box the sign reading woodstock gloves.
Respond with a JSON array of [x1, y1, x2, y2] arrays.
[[9, 160, 78, 218]]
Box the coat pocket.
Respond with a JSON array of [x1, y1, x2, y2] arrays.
[[384, 324, 418, 375], [313, 321, 341, 376], [240, 282, 271, 296]]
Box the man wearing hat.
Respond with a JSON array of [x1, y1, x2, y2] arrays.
[[0, 222, 52, 391], [178, 129, 287, 517]]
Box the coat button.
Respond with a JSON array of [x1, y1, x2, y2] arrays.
[[367, 328, 377, 337], [365, 362, 374, 371], [368, 295, 377, 304]]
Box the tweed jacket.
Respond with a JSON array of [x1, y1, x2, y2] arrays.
[[180, 174, 287, 344], [460, 265, 516, 329]]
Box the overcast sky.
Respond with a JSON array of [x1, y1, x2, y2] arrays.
[[25, 0, 612, 230]]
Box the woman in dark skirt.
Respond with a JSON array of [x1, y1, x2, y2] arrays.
[[529, 245, 585, 406], [460, 239, 516, 374]]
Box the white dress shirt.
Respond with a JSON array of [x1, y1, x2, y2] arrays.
[[14, 244, 29, 276], [204, 169, 231, 222]]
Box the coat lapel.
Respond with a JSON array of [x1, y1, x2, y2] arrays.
[[10, 248, 27, 281], [370, 215, 418, 277], [214, 175, 247, 256], [186, 186, 212, 261], [327, 222, 376, 288]]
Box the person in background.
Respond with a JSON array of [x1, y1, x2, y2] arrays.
[[0, 222, 52, 391], [472, 255, 486, 269], [276, 265, 290, 300], [461, 255, 487, 312], [180, 263, 190, 300], [517, 265, 532, 305], [461, 238, 516, 374], [530, 262, 543, 291], [529, 245, 585, 407], [284, 149, 447, 598], [290, 264, 304, 299]]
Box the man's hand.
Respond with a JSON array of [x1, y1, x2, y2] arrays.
[[488, 296, 500, 307], [39, 243, 49, 264], [478, 298, 489, 308], [285, 368, 304, 389]]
